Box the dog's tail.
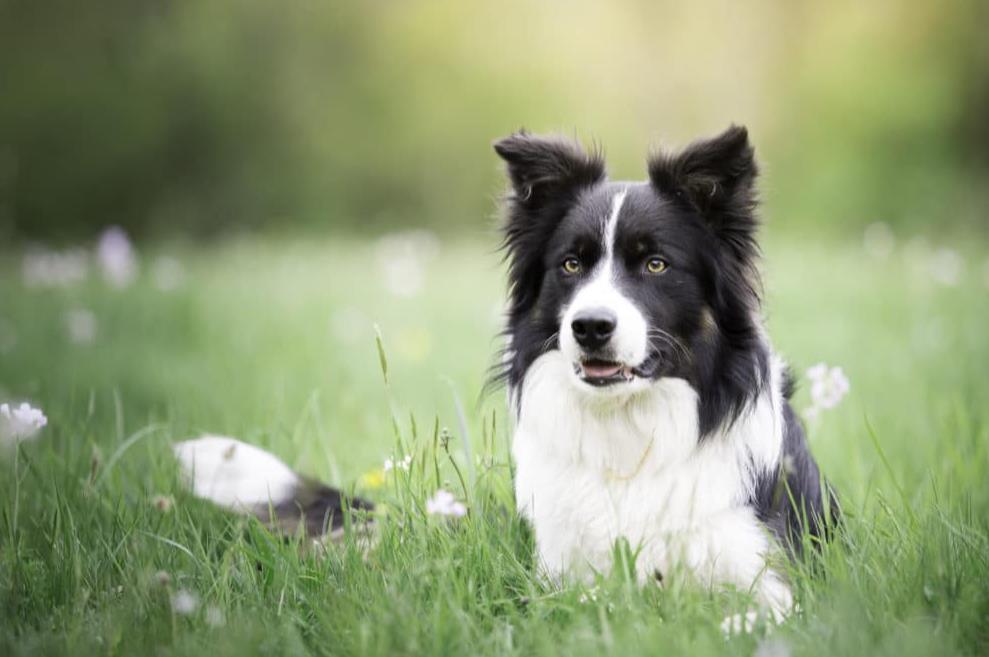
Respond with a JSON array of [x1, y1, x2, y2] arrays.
[[172, 435, 374, 541]]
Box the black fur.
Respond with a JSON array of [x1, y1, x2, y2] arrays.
[[751, 376, 840, 552], [492, 125, 834, 550], [493, 126, 767, 436], [256, 481, 374, 537], [492, 131, 607, 393]]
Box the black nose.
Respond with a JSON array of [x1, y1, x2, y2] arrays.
[[571, 309, 617, 350]]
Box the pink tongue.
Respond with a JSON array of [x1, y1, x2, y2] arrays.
[[583, 362, 622, 378]]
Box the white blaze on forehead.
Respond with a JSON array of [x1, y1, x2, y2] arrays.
[[602, 187, 629, 264], [560, 187, 650, 369]]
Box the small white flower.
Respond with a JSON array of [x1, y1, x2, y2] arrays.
[[805, 364, 850, 420], [384, 454, 412, 472], [22, 247, 89, 288], [1, 402, 48, 446], [578, 588, 599, 604], [204, 605, 226, 627], [806, 363, 828, 384], [811, 367, 850, 409], [152, 256, 185, 291], [65, 308, 97, 345], [151, 495, 174, 512], [97, 226, 138, 288], [929, 248, 964, 287], [863, 222, 895, 259], [425, 489, 466, 518], [171, 589, 199, 615]]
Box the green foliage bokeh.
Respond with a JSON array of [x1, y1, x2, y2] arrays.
[[1, 0, 986, 241]]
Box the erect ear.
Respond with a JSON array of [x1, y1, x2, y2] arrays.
[[494, 131, 605, 209], [493, 131, 605, 318], [647, 125, 758, 252]]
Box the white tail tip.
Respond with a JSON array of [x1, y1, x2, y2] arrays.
[[172, 435, 300, 510]]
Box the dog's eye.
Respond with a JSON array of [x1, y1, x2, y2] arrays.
[[561, 257, 582, 275], [645, 257, 668, 274]]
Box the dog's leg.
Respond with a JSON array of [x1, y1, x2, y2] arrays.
[[640, 509, 793, 633]]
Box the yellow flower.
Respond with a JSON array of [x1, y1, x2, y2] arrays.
[[359, 468, 386, 490]]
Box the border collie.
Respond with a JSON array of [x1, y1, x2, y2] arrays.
[[492, 125, 834, 620], [173, 125, 833, 625]]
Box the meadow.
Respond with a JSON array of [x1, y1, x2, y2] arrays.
[[1, 230, 988, 656]]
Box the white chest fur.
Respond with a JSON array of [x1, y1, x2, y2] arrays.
[[511, 351, 792, 613]]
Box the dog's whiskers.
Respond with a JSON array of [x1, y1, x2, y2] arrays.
[[646, 328, 689, 361]]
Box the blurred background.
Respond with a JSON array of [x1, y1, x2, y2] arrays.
[[1, 0, 987, 242], [1, 0, 988, 497]]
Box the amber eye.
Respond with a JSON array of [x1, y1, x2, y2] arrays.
[[561, 257, 582, 275], [645, 257, 668, 274]]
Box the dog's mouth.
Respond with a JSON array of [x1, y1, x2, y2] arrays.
[[574, 352, 661, 387]]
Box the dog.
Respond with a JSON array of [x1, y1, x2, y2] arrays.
[[492, 125, 835, 622], [172, 125, 834, 626]]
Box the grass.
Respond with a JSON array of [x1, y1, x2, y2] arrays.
[[1, 232, 988, 656]]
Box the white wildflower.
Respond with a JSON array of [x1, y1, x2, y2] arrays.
[[863, 222, 895, 259], [171, 589, 199, 615], [152, 256, 185, 291], [204, 605, 226, 627], [383, 454, 412, 473], [65, 308, 97, 345], [425, 489, 466, 518], [97, 226, 138, 287], [22, 247, 88, 288], [578, 587, 599, 604], [805, 364, 850, 420], [1, 402, 48, 446], [929, 247, 964, 287], [375, 230, 440, 298]]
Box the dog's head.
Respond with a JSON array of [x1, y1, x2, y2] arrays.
[[494, 126, 768, 434]]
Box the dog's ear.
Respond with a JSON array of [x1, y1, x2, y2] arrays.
[[494, 132, 605, 316], [648, 125, 758, 259], [494, 131, 605, 210]]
